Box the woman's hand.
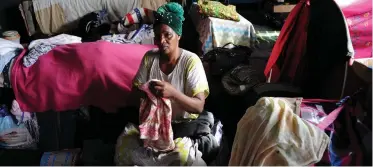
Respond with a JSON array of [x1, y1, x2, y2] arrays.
[[150, 80, 176, 98]]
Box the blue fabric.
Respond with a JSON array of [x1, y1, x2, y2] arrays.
[[0, 50, 20, 72]]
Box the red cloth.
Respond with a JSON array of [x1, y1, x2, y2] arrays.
[[264, 0, 310, 83], [139, 80, 175, 151], [11, 41, 156, 112]]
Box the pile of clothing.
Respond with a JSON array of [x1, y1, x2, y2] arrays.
[[76, 7, 157, 45], [23, 34, 82, 68], [0, 38, 39, 150]]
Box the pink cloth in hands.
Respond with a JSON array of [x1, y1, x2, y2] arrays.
[[138, 79, 175, 151]]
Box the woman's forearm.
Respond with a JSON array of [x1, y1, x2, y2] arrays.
[[172, 90, 205, 114]]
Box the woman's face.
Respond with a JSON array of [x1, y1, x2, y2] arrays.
[[154, 24, 180, 55]]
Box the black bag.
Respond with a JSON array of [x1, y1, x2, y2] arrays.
[[203, 43, 253, 77]]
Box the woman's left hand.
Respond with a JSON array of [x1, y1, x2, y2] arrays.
[[152, 80, 177, 98]]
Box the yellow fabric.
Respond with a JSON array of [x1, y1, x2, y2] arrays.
[[115, 124, 197, 166], [229, 97, 330, 166], [34, 4, 66, 35]]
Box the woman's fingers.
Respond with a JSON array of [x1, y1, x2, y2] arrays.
[[154, 86, 163, 90], [153, 80, 164, 86]]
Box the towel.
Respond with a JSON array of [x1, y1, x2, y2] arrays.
[[138, 79, 175, 151]]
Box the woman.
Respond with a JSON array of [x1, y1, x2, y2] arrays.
[[116, 2, 218, 166]]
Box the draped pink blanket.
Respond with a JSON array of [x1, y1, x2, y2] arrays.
[[11, 41, 156, 112]]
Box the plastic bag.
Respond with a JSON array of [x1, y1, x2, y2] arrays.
[[0, 104, 36, 149]]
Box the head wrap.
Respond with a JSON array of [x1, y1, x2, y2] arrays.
[[155, 2, 185, 36]]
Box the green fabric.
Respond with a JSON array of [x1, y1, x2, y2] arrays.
[[198, 0, 240, 21], [156, 2, 185, 36]]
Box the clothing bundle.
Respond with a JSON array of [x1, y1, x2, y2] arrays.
[[103, 24, 154, 44], [115, 123, 206, 166], [23, 34, 82, 67], [197, 0, 240, 22]]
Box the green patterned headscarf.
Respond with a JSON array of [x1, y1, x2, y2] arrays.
[[155, 2, 185, 36]]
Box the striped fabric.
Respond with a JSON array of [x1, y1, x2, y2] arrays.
[[122, 8, 155, 26]]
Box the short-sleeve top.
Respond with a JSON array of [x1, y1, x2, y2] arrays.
[[133, 48, 209, 120]]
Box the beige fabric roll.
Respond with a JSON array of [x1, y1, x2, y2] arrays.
[[34, 4, 65, 35]]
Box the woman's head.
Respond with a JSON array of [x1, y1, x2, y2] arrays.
[[154, 2, 185, 55]]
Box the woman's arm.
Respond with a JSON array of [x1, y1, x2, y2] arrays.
[[152, 80, 205, 114], [172, 91, 205, 114]]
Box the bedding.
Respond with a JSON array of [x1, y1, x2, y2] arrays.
[[11, 42, 157, 112], [20, 0, 168, 36], [189, 3, 256, 55]]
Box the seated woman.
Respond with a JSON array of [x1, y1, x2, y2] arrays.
[[115, 2, 218, 166]]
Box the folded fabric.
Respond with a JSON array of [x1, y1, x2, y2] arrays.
[[105, 24, 154, 44], [229, 97, 330, 166], [28, 34, 82, 50], [23, 43, 56, 67], [197, 0, 240, 21], [139, 79, 175, 151], [121, 8, 155, 27], [0, 38, 23, 56], [24, 34, 82, 67]]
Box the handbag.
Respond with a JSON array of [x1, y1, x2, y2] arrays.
[[203, 43, 252, 77], [300, 97, 365, 166]]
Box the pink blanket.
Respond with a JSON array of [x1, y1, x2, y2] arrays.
[[11, 41, 156, 112], [336, 0, 372, 59]]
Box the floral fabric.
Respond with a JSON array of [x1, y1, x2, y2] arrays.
[[197, 0, 240, 21], [139, 79, 175, 151]]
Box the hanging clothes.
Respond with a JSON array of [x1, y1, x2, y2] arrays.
[[264, 0, 310, 83], [264, 0, 354, 94], [138, 79, 175, 151]]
